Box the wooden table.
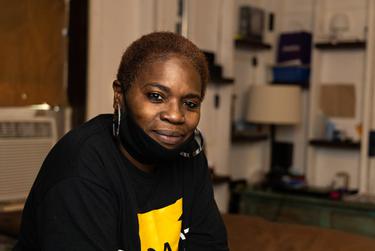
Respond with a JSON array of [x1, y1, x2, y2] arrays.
[[0, 201, 24, 237]]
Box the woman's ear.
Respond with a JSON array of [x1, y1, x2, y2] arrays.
[[113, 80, 124, 110]]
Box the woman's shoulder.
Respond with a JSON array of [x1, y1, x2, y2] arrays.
[[41, 114, 116, 176], [55, 114, 113, 154], [67, 114, 113, 143], [31, 115, 119, 200]]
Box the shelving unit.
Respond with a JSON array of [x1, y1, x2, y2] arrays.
[[306, 0, 375, 192]]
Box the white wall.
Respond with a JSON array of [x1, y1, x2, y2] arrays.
[[187, 0, 235, 77], [229, 0, 283, 183], [230, 142, 269, 183], [279, 0, 314, 32], [87, 0, 142, 119]]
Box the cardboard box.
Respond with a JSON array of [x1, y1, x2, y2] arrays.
[[320, 84, 355, 118]]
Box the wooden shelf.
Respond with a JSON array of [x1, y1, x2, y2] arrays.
[[203, 50, 235, 85], [309, 139, 360, 150], [209, 77, 235, 85], [315, 41, 366, 50], [209, 168, 231, 185], [234, 39, 272, 51], [232, 132, 268, 143], [212, 174, 231, 185]]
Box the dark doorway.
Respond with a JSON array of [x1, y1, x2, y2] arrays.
[[68, 0, 89, 128]]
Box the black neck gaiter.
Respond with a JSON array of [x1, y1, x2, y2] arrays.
[[117, 107, 196, 165]]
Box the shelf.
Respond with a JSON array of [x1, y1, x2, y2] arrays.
[[209, 77, 235, 85], [203, 50, 235, 85], [231, 132, 268, 143], [309, 139, 361, 150], [212, 174, 231, 185], [234, 39, 272, 51], [315, 41, 366, 50], [209, 168, 231, 185]]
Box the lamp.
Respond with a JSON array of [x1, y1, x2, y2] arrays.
[[246, 85, 301, 177]]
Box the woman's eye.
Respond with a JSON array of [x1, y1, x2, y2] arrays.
[[147, 92, 163, 102], [185, 100, 200, 110]]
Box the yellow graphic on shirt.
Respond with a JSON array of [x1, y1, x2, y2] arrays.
[[137, 198, 182, 251]]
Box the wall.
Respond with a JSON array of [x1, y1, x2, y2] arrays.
[[188, 0, 234, 77], [279, 0, 314, 32], [229, 0, 284, 182], [87, 0, 142, 119]]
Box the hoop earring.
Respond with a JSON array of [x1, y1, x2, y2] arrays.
[[179, 129, 204, 158], [113, 103, 121, 137]]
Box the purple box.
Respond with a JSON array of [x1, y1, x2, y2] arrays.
[[277, 32, 312, 65]]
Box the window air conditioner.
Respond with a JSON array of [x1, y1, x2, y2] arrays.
[[0, 116, 57, 202]]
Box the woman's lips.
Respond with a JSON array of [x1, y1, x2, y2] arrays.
[[152, 130, 185, 146]]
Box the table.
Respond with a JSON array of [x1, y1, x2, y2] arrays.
[[0, 200, 24, 237]]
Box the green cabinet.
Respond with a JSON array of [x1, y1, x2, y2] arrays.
[[239, 188, 375, 237]]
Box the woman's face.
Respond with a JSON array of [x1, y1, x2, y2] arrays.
[[124, 55, 202, 149]]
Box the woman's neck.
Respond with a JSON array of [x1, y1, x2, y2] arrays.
[[117, 140, 155, 173]]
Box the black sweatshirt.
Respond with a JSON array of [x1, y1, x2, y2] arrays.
[[14, 114, 228, 251]]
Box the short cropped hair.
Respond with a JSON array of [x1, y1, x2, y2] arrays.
[[116, 32, 209, 97]]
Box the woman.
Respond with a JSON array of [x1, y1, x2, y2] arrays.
[[14, 32, 228, 251]]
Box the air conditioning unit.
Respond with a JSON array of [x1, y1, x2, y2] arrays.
[[0, 112, 57, 202]]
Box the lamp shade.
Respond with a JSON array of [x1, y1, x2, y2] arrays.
[[246, 85, 301, 125]]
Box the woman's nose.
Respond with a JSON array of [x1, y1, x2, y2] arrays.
[[160, 101, 185, 124]]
